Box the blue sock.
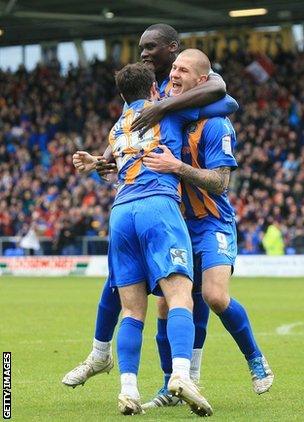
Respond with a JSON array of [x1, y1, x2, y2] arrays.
[[167, 308, 194, 360], [193, 294, 210, 349], [94, 279, 121, 342], [218, 298, 262, 361], [117, 317, 144, 374], [156, 318, 172, 389], [163, 374, 171, 390]]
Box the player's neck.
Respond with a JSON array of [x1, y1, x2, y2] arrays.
[[156, 68, 171, 85], [128, 97, 151, 106]]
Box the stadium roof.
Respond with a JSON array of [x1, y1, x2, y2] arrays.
[[0, 0, 303, 46]]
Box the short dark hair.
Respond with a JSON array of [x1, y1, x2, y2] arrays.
[[115, 63, 155, 104], [145, 24, 180, 47]]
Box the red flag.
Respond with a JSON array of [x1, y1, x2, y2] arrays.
[[246, 54, 275, 84]]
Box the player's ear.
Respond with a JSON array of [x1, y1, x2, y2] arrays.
[[169, 41, 179, 54], [150, 82, 159, 101], [198, 74, 208, 84]]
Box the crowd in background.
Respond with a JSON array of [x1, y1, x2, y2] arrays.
[[222, 49, 304, 254], [0, 49, 304, 255]]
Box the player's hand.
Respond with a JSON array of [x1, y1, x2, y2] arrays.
[[73, 151, 100, 174], [131, 102, 165, 135], [143, 145, 182, 174], [96, 157, 117, 181]]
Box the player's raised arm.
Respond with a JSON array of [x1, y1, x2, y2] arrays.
[[131, 76, 225, 133], [131, 50, 226, 133], [161, 73, 226, 113]]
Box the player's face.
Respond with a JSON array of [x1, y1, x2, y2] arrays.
[[170, 55, 205, 96], [139, 30, 175, 74]]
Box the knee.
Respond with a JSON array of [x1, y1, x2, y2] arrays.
[[121, 300, 146, 322], [157, 297, 169, 319], [202, 287, 229, 314], [161, 274, 193, 312], [122, 308, 146, 322], [168, 294, 193, 312]]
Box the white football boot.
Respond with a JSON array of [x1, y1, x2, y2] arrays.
[[118, 394, 145, 415], [168, 374, 213, 416], [62, 352, 113, 388]]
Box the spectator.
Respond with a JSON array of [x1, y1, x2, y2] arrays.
[[53, 219, 82, 256], [19, 218, 41, 255], [262, 220, 285, 256]]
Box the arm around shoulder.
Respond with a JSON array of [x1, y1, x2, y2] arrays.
[[160, 73, 226, 113]]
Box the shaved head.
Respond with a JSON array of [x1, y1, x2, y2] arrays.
[[170, 48, 211, 96], [178, 49, 211, 76]]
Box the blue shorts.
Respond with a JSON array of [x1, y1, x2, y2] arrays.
[[187, 217, 237, 274], [108, 195, 193, 295]]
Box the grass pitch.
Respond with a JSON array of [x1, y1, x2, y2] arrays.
[[1, 276, 304, 421]]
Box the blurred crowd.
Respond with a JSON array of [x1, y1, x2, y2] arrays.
[[222, 49, 304, 254], [0, 59, 119, 254], [0, 50, 304, 255]]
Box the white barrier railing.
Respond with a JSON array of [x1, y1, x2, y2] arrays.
[[1, 255, 304, 277], [234, 255, 304, 277], [0, 236, 108, 255]]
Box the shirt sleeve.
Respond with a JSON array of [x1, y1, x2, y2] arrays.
[[198, 94, 239, 119], [169, 107, 201, 125], [202, 117, 238, 170]]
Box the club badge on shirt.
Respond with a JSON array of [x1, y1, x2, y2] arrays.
[[222, 135, 232, 156]]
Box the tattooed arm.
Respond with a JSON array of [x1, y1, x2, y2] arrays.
[[178, 164, 231, 195], [143, 144, 231, 195]]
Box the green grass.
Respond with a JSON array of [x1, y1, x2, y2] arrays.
[[1, 276, 304, 421]]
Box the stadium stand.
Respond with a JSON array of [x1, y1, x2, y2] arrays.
[[0, 50, 303, 255]]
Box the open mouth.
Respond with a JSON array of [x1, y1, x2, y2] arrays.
[[142, 59, 154, 67], [171, 82, 183, 95]]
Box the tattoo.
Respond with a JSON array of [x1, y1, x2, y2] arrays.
[[178, 165, 231, 195]]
